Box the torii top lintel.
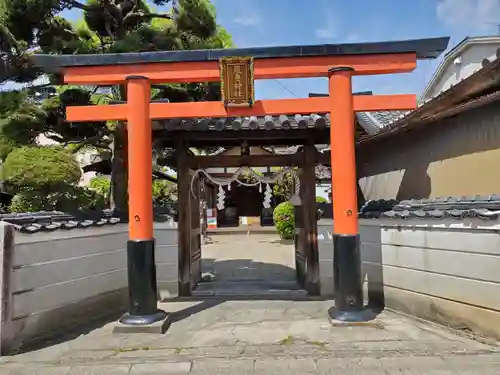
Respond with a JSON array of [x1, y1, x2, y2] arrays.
[[31, 37, 449, 85]]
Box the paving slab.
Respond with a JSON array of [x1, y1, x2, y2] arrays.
[[1, 300, 500, 374], [1, 234, 499, 374], [128, 362, 192, 374], [67, 365, 131, 375]]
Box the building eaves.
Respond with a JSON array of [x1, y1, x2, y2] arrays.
[[358, 55, 500, 146]]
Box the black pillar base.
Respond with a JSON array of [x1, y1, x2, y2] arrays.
[[330, 234, 377, 323], [121, 239, 167, 326], [333, 234, 364, 309]]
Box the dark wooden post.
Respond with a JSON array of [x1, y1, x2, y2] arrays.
[[294, 168, 306, 287], [303, 141, 320, 295], [190, 173, 202, 288], [177, 141, 192, 297]]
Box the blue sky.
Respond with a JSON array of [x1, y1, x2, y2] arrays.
[[15, 0, 500, 98]]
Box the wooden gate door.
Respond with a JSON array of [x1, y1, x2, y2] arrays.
[[190, 173, 202, 288]]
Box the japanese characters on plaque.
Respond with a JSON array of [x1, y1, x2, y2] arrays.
[[219, 56, 255, 107]]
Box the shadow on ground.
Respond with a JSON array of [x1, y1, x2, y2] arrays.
[[200, 258, 297, 282], [13, 258, 387, 356]]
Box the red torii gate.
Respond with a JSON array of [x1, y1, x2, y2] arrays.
[[32, 37, 449, 328]]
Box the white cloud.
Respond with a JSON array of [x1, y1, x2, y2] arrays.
[[437, 0, 500, 34], [232, 16, 260, 27], [230, 2, 261, 27], [315, 27, 336, 40], [346, 33, 361, 43], [314, 13, 339, 40], [314, 1, 342, 41]]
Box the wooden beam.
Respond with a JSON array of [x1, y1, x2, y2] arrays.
[[155, 128, 330, 148], [66, 94, 417, 122], [172, 154, 304, 169], [63, 53, 417, 85]]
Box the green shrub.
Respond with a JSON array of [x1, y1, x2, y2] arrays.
[[89, 176, 177, 207], [152, 179, 177, 204], [89, 176, 111, 199], [0, 135, 16, 161], [9, 190, 45, 213], [273, 201, 295, 240], [316, 196, 328, 203], [3, 146, 81, 192], [9, 185, 106, 213]]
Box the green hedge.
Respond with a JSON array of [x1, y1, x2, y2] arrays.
[[316, 196, 328, 203], [273, 201, 295, 240], [89, 176, 178, 207], [9, 185, 106, 213], [2, 146, 104, 213], [2, 146, 81, 191]]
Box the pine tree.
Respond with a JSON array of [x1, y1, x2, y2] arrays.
[[0, 0, 234, 213]]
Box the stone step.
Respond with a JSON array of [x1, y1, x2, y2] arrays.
[[193, 280, 308, 298]]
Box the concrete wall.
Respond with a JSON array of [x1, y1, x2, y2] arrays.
[[318, 218, 500, 340], [0, 223, 178, 354], [358, 100, 500, 201]]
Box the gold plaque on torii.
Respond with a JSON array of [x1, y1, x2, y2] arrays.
[[219, 56, 255, 107]]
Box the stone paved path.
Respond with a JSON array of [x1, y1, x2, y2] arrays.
[[1, 300, 500, 374], [196, 233, 303, 297], [201, 233, 296, 282], [1, 234, 499, 373]]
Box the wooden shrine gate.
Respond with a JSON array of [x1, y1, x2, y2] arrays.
[[173, 147, 317, 294], [31, 36, 449, 326]]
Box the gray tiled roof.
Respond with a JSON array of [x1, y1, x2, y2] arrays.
[[155, 114, 329, 131], [356, 111, 411, 134], [155, 112, 410, 134], [359, 196, 500, 220], [1, 209, 177, 234]]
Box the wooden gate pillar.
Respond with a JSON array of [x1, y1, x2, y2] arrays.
[[303, 142, 320, 295], [294, 168, 306, 287], [119, 76, 167, 326], [328, 68, 373, 322], [177, 141, 192, 296]]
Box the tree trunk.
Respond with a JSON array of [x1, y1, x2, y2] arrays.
[[110, 121, 128, 218]]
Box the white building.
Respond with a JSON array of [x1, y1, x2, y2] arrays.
[[421, 35, 500, 101]]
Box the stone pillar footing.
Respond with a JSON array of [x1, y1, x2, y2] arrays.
[[114, 310, 171, 334], [327, 307, 381, 327]]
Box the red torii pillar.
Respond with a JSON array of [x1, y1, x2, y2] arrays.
[[119, 76, 168, 325], [328, 67, 373, 322]]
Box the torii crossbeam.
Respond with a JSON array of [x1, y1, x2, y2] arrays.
[[32, 36, 449, 328]]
